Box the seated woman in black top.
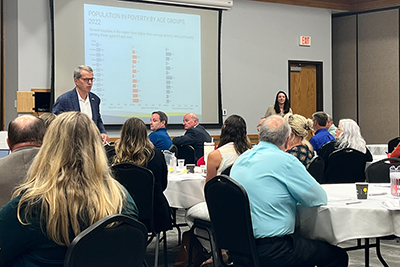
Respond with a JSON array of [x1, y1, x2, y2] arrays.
[[334, 118, 372, 161], [0, 112, 139, 267], [113, 117, 172, 232]]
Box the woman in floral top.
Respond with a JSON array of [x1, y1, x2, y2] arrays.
[[284, 113, 314, 166]]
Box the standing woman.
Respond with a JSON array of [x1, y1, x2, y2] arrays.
[[0, 112, 139, 267], [206, 114, 252, 182], [264, 91, 292, 118], [113, 117, 172, 233], [284, 113, 314, 166]]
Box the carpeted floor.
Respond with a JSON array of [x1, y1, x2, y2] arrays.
[[144, 209, 400, 267]]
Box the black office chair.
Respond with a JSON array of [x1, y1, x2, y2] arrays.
[[388, 137, 400, 153], [318, 141, 336, 166], [205, 175, 261, 267], [64, 214, 147, 267], [323, 148, 367, 184], [111, 163, 167, 267], [168, 144, 178, 155], [366, 157, 400, 183], [188, 218, 219, 267], [306, 156, 325, 183], [221, 165, 233, 176], [176, 145, 196, 164]]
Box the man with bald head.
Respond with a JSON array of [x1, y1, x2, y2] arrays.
[[0, 115, 45, 208], [229, 115, 348, 267], [257, 117, 266, 137], [172, 113, 211, 161]]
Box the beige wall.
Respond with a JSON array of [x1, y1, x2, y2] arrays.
[[333, 8, 400, 144]]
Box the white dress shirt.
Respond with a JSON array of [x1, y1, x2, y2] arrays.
[[76, 89, 92, 119]]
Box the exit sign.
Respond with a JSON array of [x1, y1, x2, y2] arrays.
[[300, 36, 311, 46]]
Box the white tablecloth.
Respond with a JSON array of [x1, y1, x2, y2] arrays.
[[366, 144, 387, 155], [164, 172, 206, 209], [298, 183, 400, 245]]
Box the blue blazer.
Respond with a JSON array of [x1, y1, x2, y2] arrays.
[[52, 89, 106, 133], [172, 124, 211, 161]]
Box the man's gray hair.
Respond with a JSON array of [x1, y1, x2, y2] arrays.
[[312, 111, 328, 127], [259, 115, 291, 147], [74, 65, 93, 79], [326, 113, 333, 122], [191, 113, 199, 122]]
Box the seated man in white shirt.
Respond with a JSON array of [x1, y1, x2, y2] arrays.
[[229, 115, 348, 267]]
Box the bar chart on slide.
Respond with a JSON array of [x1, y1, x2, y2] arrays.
[[84, 3, 202, 123], [132, 48, 139, 103]]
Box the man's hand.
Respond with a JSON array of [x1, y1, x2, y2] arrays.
[[101, 133, 109, 144]]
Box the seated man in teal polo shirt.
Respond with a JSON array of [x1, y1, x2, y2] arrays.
[[149, 111, 172, 150], [230, 115, 348, 267]]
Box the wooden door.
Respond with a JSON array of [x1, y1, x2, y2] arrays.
[[289, 64, 317, 119], [290, 64, 318, 140]]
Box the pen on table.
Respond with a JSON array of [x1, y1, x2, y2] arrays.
[[346, 201, 362, 205], [369, 192, 388, 196]]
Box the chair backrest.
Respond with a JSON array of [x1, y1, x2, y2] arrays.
[[221, 165, 233, 176], [176, 145, 196, 164], [318, 140, 336, 164], [205, 175, 261, 267], [388, 137, 400, 153], [366, 158, 400, 183], [168, 144, 178, 155], [306, 156, 325, 183], [111, 163, 155, 232], [64, 214, 147, 267], [323, 148, 367, 183]]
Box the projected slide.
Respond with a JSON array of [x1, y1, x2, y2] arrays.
[[84, 4, 202, 123]]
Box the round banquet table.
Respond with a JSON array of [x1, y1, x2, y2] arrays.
[[298, 183, 400, 245], [164, 172, 206, 209]]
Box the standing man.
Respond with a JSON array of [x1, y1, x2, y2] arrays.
[[149, 111, 172, 150], [309, 111, 335, 153], [0, 115, 45, 208], [230, 115, 348, 267], [52, 65, 109, 144], [172, 113, 211, 161]]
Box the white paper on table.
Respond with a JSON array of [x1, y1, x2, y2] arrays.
[[381, 199, 400, 210], [328, 197, 352, 202]]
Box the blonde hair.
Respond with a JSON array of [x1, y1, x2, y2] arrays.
[[284, 113, 314, 151], [113, 117, 154, 166], [14, 112, 128, 246], [39, 112, 57, 129]]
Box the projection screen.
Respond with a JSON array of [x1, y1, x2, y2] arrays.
[[53, 0, 222, 126]]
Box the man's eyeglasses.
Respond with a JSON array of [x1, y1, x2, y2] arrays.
[[80, 78, 95, 83]]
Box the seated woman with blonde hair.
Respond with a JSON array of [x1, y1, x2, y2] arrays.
[[284, 113, 314, 166], [0, 112, 139, 267], [113, 117, 172, 233]]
